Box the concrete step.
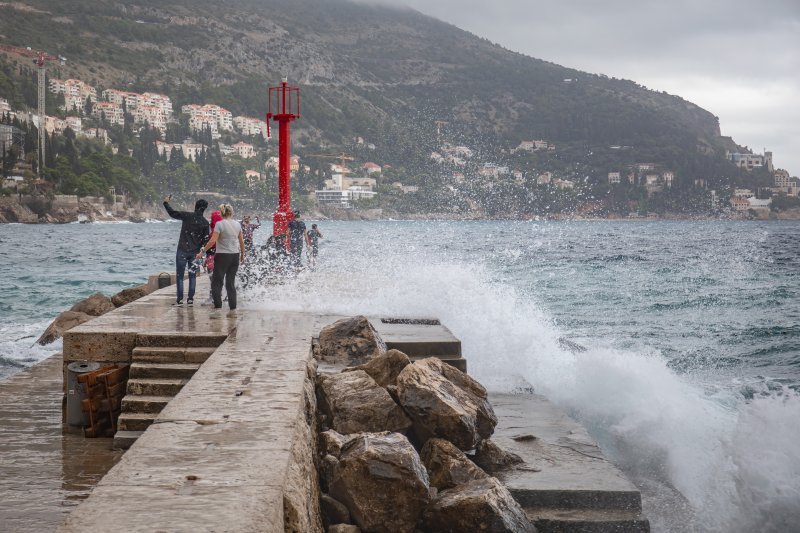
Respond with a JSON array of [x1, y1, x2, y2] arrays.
[[490, 394, 646, 518], [372, 317, 462, 358], [526, 507, 650, 533], [126, 378, 188, 397], [121, 394, 172, 414], [129, 362, 201, 380], [132, 346, 216, 364], [117, 412, 156, 432], [112, 430, 143, 450], [136, 333, 227, 348]]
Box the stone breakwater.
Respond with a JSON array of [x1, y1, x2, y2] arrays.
[[54, 282, 648, 532], [313, 316, 535, 532]]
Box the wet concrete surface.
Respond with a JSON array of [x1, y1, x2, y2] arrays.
[[0, 354, 123, 532]]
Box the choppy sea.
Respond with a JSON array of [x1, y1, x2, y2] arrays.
[[2, 219, 799, 532]]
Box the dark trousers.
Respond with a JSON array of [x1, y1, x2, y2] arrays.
[[211, 253, 239, 309], [175, 249, 197, 302]]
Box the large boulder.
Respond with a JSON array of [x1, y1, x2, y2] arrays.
[[320, 493, 352, 526], [318, 371, 412, 435], [396, 357, 497, 450], [36, 310, 93, 345], [70, 293, 115, 316], [422, 477, 536, 533], [420, 438, 489, 490], [320, 430, 354, 458], [343, 349, 411, 388], [473, 439, 524, 474], [329, 432, 431, 533], [318, 316, 387, 365], [111, 285, 149, 307]]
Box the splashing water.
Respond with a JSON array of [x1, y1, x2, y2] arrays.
[[243, 221, 800, 532]]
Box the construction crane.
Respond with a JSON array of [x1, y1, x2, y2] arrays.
[[305, 152, 355, 175], [434, 120, 448, 141], [0, 44, 66, 176]]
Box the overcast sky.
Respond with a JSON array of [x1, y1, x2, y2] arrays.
[[371, 0, 800, 175]]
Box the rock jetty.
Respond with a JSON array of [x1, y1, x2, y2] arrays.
[[314, 316, 535, 533]]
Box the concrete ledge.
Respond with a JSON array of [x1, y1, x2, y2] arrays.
[[61, 310, 323, 532]]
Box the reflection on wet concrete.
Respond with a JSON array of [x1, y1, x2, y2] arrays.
[[0, 354, 122, 532]]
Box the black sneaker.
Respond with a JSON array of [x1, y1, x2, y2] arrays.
[[187, 299, 194, 307], [172, 300, 183, 306]]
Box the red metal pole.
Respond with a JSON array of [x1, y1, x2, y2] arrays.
[[274, 116, 291, 236]]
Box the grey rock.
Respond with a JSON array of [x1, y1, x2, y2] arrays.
[[328, 525, 361, 533], [396, 357, 497, 450], [320, 430, 354, 458], [37, 310, 93, 345], [420, 438, 489, 490], [321, 493, 351, 525], [423, 477, 536, 533], [111, 285, 149, 307], [330, 432, 431, 533], [318, 315, 387, 365], [70, 292, 115, 316], [318, 370, 411, 435], [473, 439, 524, 474], [343, 349, 411, 388]]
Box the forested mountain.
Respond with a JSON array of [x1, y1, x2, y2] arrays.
[[0, 0, 775, 216]]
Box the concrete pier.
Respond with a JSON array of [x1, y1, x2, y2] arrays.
[[1, 277, 649, 531]]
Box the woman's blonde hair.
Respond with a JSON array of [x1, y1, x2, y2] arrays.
[[219, 204, 234, 218]]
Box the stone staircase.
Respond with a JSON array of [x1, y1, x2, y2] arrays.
[[112, 333, 227, 449]]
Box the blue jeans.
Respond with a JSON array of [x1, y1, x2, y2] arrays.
[[175, 249, 197, 302]]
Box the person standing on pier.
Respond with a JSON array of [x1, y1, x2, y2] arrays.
[[240, 215, 261, 255], [287, 210, 310, 269], [197, 204, 244, 310], [307, 223, 323, 268], [163, 195, 209, 306]]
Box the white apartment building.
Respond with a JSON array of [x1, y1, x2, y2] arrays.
[[232, 142, 255, 159], [134, 105, 167, 130], [81, 128, 109, 144], [183, 104, 232, 132], [139, 92, 173, 116], [49, 79, 97, 112], [233, 116, 267, 137], [155, 141, 205, 162], [92, 102, 125, 126], [65, 116, 82, 134], [608, 171, 621, 184], [727, 151, 774, 172]]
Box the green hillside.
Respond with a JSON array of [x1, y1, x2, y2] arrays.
[[0, 0, 773, 216]]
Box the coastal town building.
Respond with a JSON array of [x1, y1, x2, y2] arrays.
[[49, 79, 97, 112], [133, 105, 168, 131], [727, 150, 774, 172], [244, 169, 265, 188], [155, 141, 204, 162], [362, 162, 382, 174], [81, 128, 109, 144], [515, 139, 553, 152], [92, 102, 125, 126], [233, 116, 267, 137], [182, 104, 233, 133], [232, 142, 255, 159], [608, 172, 621, 184]]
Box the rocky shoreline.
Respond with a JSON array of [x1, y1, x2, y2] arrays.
[[3, 195, 799, 224]]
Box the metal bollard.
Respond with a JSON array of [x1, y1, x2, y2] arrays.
[[158, 271, 172, 289], [66, 361, 101, 434]]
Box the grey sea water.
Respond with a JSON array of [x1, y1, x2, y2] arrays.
[[2, 219, 799, 532]]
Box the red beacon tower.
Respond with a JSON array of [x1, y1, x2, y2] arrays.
[[266, 78, 300, 237]]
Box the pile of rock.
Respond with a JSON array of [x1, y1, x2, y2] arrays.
[[36, 284, 150, 345], [315, 316, 534, 533]]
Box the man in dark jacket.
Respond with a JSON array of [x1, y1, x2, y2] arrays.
[[163, 195, 210, 305]]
